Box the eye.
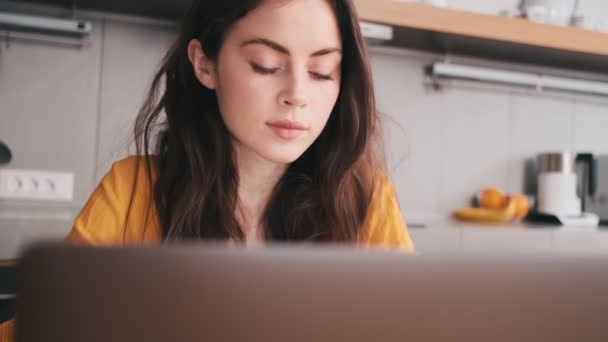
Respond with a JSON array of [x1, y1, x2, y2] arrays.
[[250, 62, 279, 75], [309, 72, 333, 81]]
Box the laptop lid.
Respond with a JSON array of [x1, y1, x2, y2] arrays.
[[16, 243, 608, 342]]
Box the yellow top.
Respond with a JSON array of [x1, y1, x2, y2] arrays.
[[0, 156, 413, 341]]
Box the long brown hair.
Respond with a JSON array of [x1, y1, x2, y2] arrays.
[[133, 0, 383, 243]]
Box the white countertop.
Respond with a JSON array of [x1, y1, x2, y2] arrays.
[[0, 205, 77, 260], [2, 207, 608, 260], [408, 218, 608, 255]]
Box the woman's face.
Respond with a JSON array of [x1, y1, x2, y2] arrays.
[[191, 0, 342, 165]]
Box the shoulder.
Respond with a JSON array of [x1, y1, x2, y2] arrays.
[[0, 319, 14, 342], [106, 155, 157, 191], [109, 155, 154, 181], [112, 155, 140, 172], [65, 155, 160, 245], [366, 171, 401, 225], [358, 171, 415, 252], [371, 171, 397, 203], [90, 156, 155, 208]]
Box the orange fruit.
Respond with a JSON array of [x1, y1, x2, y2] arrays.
[[479, 187, 508, 210], [510, 193, 529, 219]]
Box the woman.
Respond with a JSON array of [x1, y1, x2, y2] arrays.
[[0, 0, 413, 339]]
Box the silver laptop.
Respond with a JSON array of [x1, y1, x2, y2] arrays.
[[16, 243, 608, 342]]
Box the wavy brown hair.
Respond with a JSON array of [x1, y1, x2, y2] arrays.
[[132, 0, 384, 243]]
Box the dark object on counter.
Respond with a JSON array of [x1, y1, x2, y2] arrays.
[[585, 155, 608, 225], [0, 265, 16, 324], [576, 153, 598, 210], [524, 211, 562, 226], [525, 211, 608, 229], [0, 141, 12, 164]]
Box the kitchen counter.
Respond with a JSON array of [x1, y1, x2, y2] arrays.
[[408, 217, 608, 254], [3, 207, 608, 260], [0, 205, 77, 261]]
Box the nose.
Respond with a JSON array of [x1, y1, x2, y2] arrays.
[[278, 71, 308, 109]]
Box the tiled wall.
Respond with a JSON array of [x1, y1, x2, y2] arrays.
[[94, 20, 175, 184], [0, 17, 175, 206], [370, 49, 608, 222], [0, 18, 103, 206]]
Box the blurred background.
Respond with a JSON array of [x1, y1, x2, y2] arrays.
[[1, 0, 608, 259]]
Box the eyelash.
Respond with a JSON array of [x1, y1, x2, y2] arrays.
[[250, 63, 333, 81]]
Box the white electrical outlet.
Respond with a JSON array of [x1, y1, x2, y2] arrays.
[[0, 168, 74, 201]]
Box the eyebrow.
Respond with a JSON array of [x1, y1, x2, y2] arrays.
[[240, 38, 341, 57]]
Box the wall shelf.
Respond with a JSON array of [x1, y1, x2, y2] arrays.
[[353, 0, 608, 74]]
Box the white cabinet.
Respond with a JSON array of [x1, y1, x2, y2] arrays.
[[410, 222, 608, 254]]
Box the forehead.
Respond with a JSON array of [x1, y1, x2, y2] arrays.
[[228, 0, 342, 52]]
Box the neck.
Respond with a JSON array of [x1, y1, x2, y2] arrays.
[[234, 142, 287, 240]]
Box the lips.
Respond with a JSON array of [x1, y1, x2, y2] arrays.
[[266, 120, 308, 140]]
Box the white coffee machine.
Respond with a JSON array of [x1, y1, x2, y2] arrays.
[[536, 151, 599, 227]]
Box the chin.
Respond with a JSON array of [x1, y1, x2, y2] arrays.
[[262, 152, 302, 165], [257, 145, 307, 165]]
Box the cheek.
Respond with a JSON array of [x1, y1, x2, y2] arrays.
[[310, 83, 340, 129], [215, 65, 277, 128]]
